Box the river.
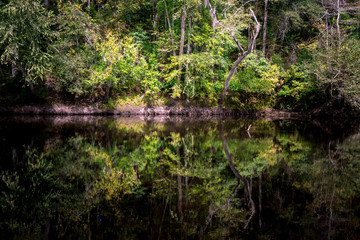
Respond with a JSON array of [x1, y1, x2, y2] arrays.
[[0, 116, 359, 239]]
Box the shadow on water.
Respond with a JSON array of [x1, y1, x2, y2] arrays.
[[0, 116, 359, 239]]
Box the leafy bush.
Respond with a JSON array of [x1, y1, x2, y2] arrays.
[[312, 38, 360, 108], [163, 52, 226, 104], [89, 32, 160, 103], [228, 53, 281, 109], [276, 65, 320, 110], [48, 3, 97, 98]]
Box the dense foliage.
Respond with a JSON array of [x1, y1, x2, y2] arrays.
[[0, 0, 359, 111]]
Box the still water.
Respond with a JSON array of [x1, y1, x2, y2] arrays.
[[0, 116, 359, 239]]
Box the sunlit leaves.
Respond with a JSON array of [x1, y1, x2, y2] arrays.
[[233, 52, 281, 94], [276, 65, 318, 110], [89, 31, 161, 102]]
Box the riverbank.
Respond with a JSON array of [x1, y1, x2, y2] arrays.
[[0, 104, 306, 120]]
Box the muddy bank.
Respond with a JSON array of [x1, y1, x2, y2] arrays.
[[310, 99, 360, 118], [0, 105, 117, 115], [0, 105, 305, 119]]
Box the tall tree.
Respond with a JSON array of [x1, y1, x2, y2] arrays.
[[164, 0, 176, 56], [178, 2, 187, 83], [262, 0, 268, 54], [179, 3, 186, 58], [0, 0, 55, 92], [203, 0, 261, 106], [313, 0, 360, 108]]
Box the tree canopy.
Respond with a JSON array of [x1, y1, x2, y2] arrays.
[[0, 0, 359, 112]]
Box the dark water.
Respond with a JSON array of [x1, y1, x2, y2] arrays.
[[0, 116, 359, 239]]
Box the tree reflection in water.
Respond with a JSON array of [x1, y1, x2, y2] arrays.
[[0, 116, 359, 239]]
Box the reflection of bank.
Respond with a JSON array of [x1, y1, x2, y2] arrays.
[[1, 117, 360, 239]]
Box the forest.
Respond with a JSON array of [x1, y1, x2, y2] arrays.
[[1, 1, 360, 238], [0, 0, 360, 113]]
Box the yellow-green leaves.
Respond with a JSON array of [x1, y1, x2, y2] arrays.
[[89, 31, 161, 102]]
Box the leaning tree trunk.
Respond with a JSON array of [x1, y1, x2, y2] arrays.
[[220, 54, 248, 105], [199, 121, 243, 238], [219, 9, 260, 106], [204, 1, 261, 107]]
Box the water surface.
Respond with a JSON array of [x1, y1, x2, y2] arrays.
[[0, 116, 359, 239]]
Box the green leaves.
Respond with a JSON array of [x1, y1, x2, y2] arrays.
[[89, 32, 161, 102], [226, 52, 281, 109], [276, 65, 318, 110], [234, 53, 281, 94], [312, 38, 360, 108], [0, 0, 56, 86]]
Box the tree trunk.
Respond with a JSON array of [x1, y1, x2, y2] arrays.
[[178, 4, 187, 82], [262, 0, 268, 54], [44, 218, 50, 240], [258, 173, 262, 229], [113, 0, 117, 17], [44, 0, 49, 9], [88, 0, 91, 10], [12, 148, 18, 170], [153, 13, 158, 30], [153, 6, 158, 40], [219, 54, 247, 105], [219, 122, 242, 179], [185, 17, 192, 100], [179, 5, 186, 57], [164, 1, 176, 56], [11, 63, 17, 78], [104, 81, 111, 103], [219, 10, 260, 107], [200, 122, 243, 238], [28, 80, 35, 93], [326, 14, 329, 48], [177, 175, 183, 221], [244, 178, 256, 229], [357, 5, 360, 37], [204, 2, 261, 107], [186, 17, 191, 55], [336, 0, 341, 47]]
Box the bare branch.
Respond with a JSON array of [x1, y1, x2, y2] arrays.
[[205, 1, 246, 52], [203, 2, 261, 107], [250, 8, 260, 27], [230, 32, 245, 53], [234, 0, 256, 16], [219, 8, 261, 106]]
